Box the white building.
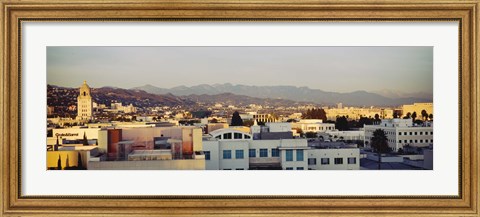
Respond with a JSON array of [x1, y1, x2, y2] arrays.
[[291, 119, 335, 133], [76, 81, 93, 121], [203, 128, 308, 170], [307, 148, 360, 170], [364, 119, 433, 151]]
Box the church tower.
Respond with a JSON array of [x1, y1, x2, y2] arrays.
[[76, 80, 93, 121]]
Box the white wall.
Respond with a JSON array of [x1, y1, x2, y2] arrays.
[[307, 148, 360, 170]]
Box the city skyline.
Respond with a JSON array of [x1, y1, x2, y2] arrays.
[[47, 46, 433, 95]]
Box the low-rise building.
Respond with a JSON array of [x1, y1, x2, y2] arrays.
[[364, 119, 433, 151]]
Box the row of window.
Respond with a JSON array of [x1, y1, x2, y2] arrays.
[[285, 149, 303, 162], [286, 167, 304, 170], [308, 157, 356, 165], [205, 149, 304, 161], [399, 139, 433, 144], [399, 131, 433, 136], [215, 132, 251, 140]]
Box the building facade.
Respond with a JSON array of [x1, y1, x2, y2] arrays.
[[76, 80, 94, 121], [364, 119, 433, 151]]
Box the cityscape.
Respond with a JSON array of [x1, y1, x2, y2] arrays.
[[46, 46, 433, 170]]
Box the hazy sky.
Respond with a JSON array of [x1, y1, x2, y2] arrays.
[[47, 46, 433, 93]]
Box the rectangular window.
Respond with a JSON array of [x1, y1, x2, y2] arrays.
[[296, 167, 304, 170], [308, 158, 317, 165], [415, 132, 417, 135], [234, 133, 242, 139], [430, 132, 433, 135], [334, 158, 343, 164], [410, 132, 412, 135], [398, 140, 402, 143], [249, 149, 256, 158], [223, 150, 232, 159], [398, 132, 401, 135], [321, 158, 330, 165], [296, 150, 304, 161], [404, 132, 407, 135], [285, 150, 293, 161], [245, 135, 251, 139], [271, 148, 279, 157], [348, 157, 356, 164], [420, 132, 423, 135], [260, 149, 268, 157], [286, 167, 293, 170], [235, 150, 244, 159], [204, 151, 210, 160], [404, 140, 407, 143], [420, 139, 423, 143], [415, 140, 418, 143]]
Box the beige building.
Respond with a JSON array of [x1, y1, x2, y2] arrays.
[[76, 81, 93, 121], [325, 107, 394, 120], [402, 103, 433, 118]]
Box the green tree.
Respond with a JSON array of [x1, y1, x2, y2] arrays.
[[82, 132, 89, 146], [230, 111, 243, 126], [428, 114, 433, 120], [57, 155, 62, 170], [335, 116, 349, 131], [302, 108, 327, 122], [370, 129, 390, 170], [77, 152, 83, 169], [403, 112, 411, 119], [411, 112, 417, 122], [421, 109, 428, 121]]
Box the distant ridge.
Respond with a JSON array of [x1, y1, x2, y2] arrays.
[[133, 83, 432, 107]]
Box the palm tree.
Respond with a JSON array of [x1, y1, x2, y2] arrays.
[[421, 110, 428, 121], [370, 129, 390, 170]]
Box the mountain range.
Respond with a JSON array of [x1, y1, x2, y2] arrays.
[[133, 83, 432, 107]]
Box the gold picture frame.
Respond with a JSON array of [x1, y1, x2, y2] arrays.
[[1, 0, 478, 216]]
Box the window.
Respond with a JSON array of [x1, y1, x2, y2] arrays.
[[414, 132, 417, 135], [245, 135, 251, 139], [235, 168, 244, 170], [271, 148, 279, 157], [204, 151, 210, 160], [334, 158, 343, 164], [404, 132, 407, 135], [223, 150, 232, 159], [235, 150, 244, 159], [420, 132, 423, 135], [308, 158, 317, 165], [234, 133, 242, 139], [296, 150, 304, 161], [430, 132, 433, 135], [415, 140, 418, 143], [410, 132, 412, 135], [286, 167, 293, 170], [410, 140, 413, 143], [260, 149, 268, 157], [249, 149, 256, 158], [285, 150, 293, 161], [420, 140, 423, 143], [215, 135, 221, 139], [296, 167, 304, 170], [321, 158, 329, 165], [223, 133, 232, 139], [398, 140, 402, 143], [398, 132, 402, 135], [348, 157, 356, 164], [404, 140, 407, 143]]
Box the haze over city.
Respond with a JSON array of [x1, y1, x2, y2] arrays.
[[47, 46, 433, 95]]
